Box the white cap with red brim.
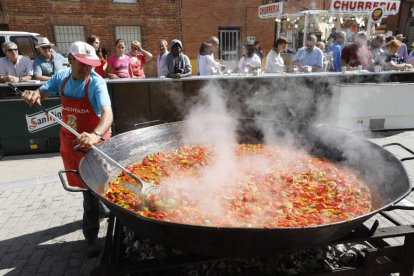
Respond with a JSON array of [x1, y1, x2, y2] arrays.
[[69, 41, 100, 67]]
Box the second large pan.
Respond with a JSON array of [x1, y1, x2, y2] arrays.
[[76, 119, 412, 257]]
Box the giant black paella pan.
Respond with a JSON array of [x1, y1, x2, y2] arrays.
[[74, 119, 412, 257]]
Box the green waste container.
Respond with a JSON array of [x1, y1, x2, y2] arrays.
[[0, 96, 61, 156]]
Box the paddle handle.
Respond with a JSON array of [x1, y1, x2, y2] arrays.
[[9, 83, 141, 185]]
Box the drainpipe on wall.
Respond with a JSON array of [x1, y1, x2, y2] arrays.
[[396, 0, 405, 34], [180, 0, 184, 44]]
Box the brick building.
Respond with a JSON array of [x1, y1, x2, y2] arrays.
[[0, 0, 412, 76]]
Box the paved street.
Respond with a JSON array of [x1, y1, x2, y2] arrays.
[[0, 153, 108, 275], [0, 132, 413, 275]]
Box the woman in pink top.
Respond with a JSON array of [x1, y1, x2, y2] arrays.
[[106, 39, 133, 78], [127, 40, 153, 78]]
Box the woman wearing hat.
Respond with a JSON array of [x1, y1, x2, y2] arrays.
[[33, 37, 68, 81]]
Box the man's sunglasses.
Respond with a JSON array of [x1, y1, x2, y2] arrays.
[[131, 47, 140, 50], [41, 46, 52, 50], [6, 48, 18, 52]]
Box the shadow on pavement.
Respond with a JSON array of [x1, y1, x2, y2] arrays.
[[0, 220, 103, 275]]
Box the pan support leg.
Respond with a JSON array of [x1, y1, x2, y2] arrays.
[[401, 229, 414, 276]]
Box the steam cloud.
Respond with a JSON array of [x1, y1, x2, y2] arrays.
[[156, 66, 402, 218]]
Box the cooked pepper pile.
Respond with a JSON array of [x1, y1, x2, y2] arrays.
[[105, 144, 372, 228]]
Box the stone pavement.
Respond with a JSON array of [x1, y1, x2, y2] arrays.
[[0, 153, 108, 276], [0, 132, 414, 275]]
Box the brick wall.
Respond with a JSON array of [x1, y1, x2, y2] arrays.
[[0, 0, 182, 77]]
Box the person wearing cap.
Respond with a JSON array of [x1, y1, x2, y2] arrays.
[[21, 41, 113, 258], [0, 41, 33, 83], [396, 34, 408, 62], [164, 39, 192, 79], [33, 37, 68, 81]]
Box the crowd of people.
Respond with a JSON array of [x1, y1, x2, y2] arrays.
[[265, 31, 414, 73], [1, 31, 413, 83]]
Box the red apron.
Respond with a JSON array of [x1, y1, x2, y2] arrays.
[[60, 74, 111, 188]]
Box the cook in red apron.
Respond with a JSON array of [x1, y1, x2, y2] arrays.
[[59, 73, 111, 188]]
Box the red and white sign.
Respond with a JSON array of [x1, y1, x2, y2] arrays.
[[25, 105, 62, 133], [330, 0, 400, 15], [258, 2, 283, 18]]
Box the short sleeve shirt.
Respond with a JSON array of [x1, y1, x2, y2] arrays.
[[107, 54, 131, 78], [128, 53, 146, 78], [0, 56, 33, 77], [329, 42, 343, 72], [40, 68, 111, 116], [33, 52, 68, 77]]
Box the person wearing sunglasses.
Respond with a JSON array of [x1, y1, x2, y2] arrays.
[[292, 35, 323, 73], [127, 40, 153, 78], [0, 41, 33, 83], [33, 37, 69, 81]]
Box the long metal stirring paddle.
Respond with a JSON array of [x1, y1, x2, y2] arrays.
[[8, 83, 160, 194]]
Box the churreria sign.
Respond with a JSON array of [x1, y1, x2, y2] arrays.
[[330, 0, 400, 15], [26, 105, 62, 133], [258, 2, 283, 18]]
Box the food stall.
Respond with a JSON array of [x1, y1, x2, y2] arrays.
[[259, 0, 401, 50]]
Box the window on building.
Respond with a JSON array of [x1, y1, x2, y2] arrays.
[[113, 0, 137, 3], [115, 26, 141, 52], [219, 28, 241, 61], [53, 25, 85, 55]]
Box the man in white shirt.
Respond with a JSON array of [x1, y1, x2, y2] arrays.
[[157, 39, 169, 77], [0, 42, 33, 83]]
